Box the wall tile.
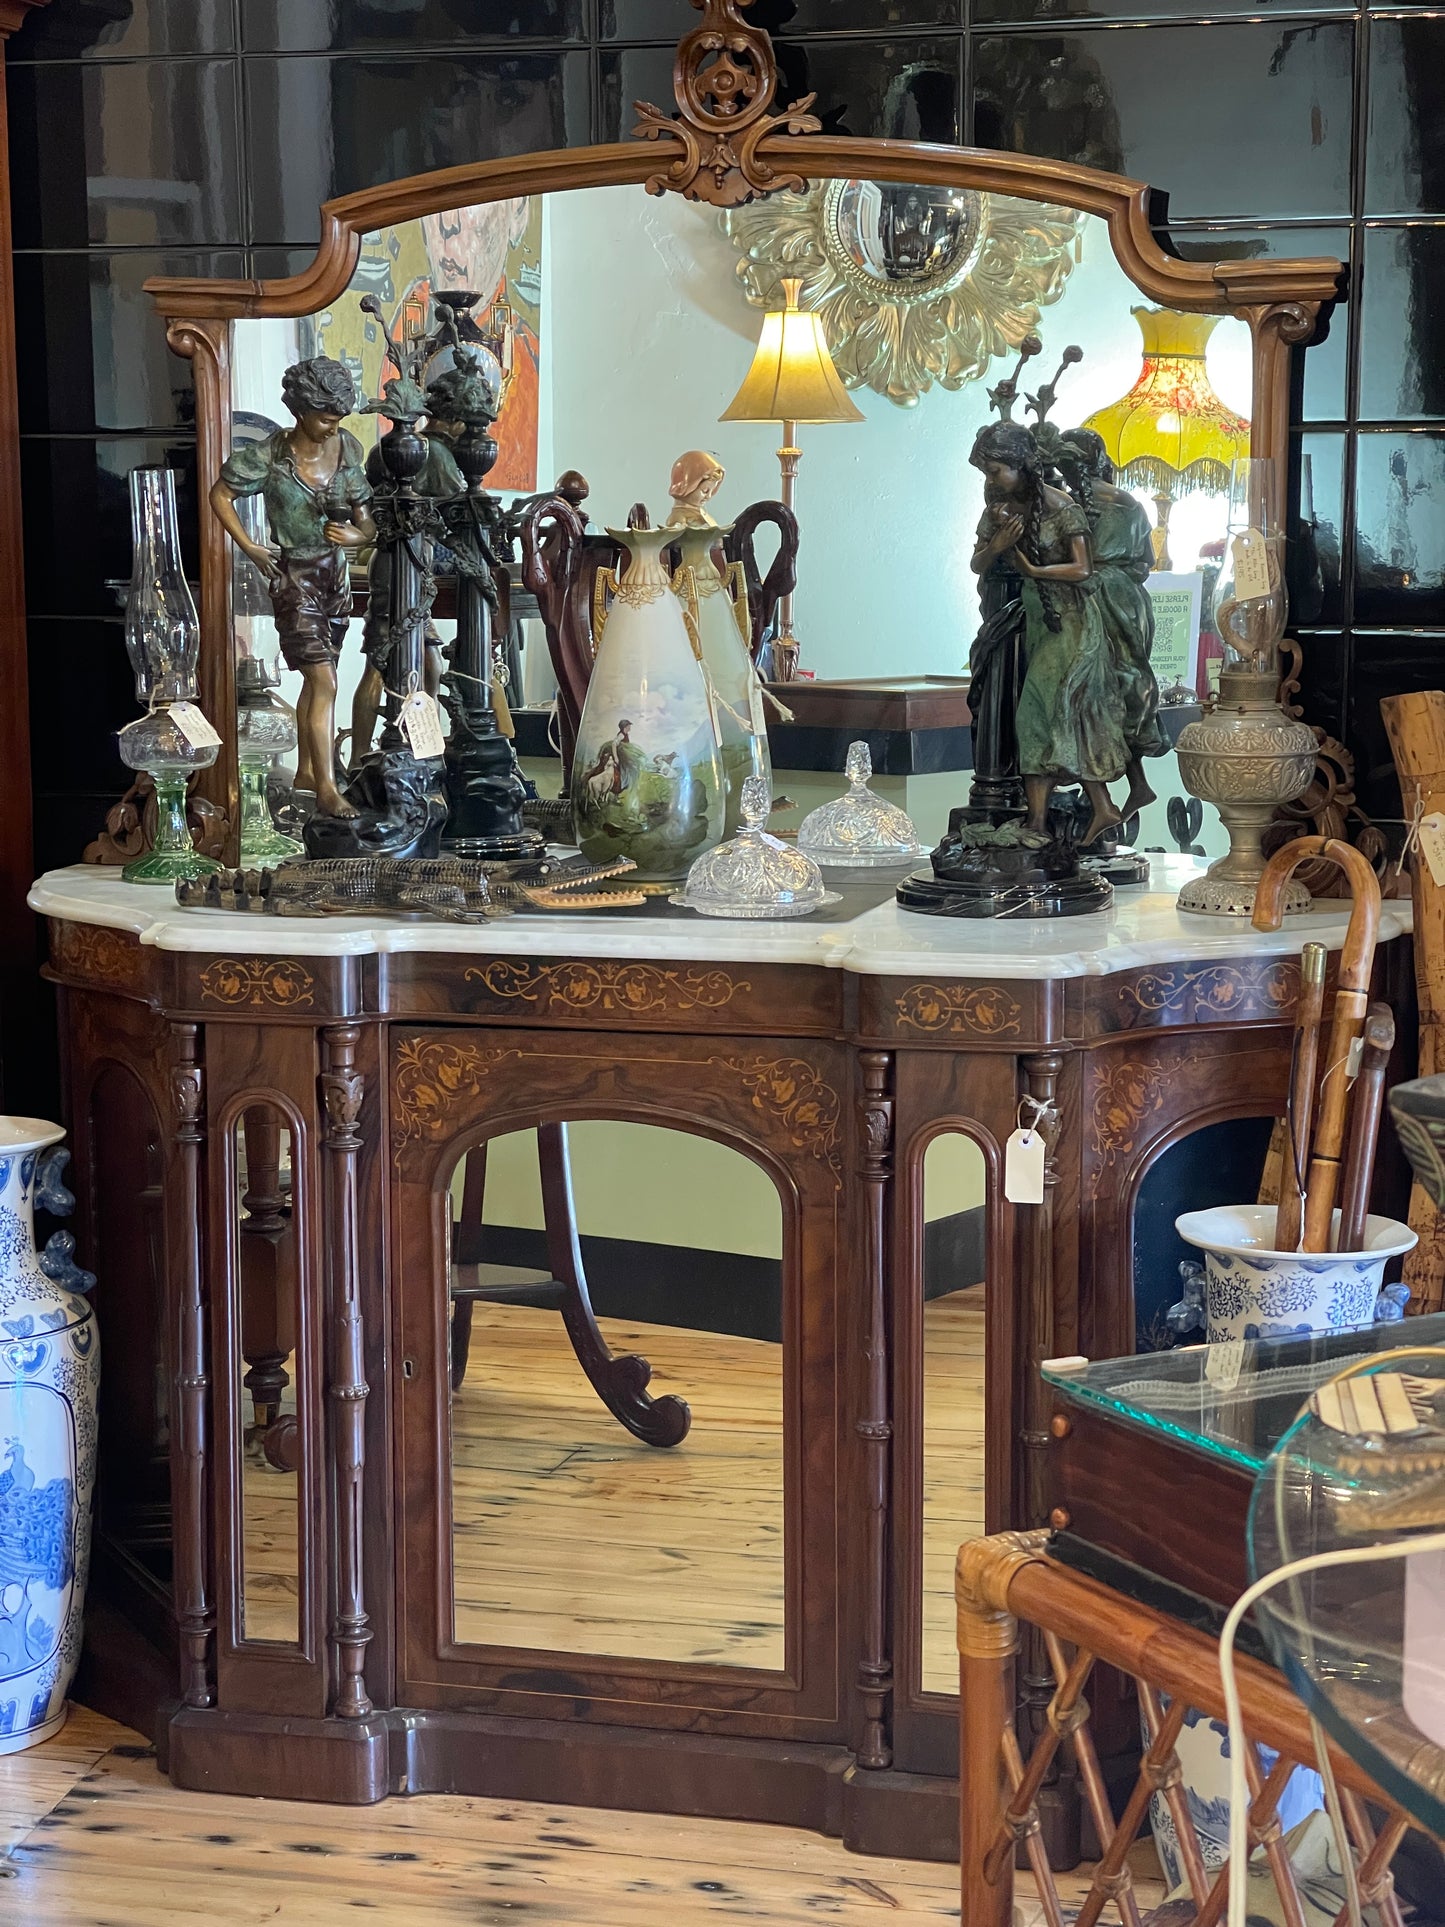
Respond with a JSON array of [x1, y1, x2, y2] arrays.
[[1297, 432, 1348, 628], [601, 0, 961, 33], [8, 58, 243, 250], [973, 23, 1355, 220], [1354, 431, 1445, 627], [1154, 222, 1351, 420], [11, 0, 236, 59], [1289, 629, 1349, 745], [19, 435, 199, 621], [601, 36, 962, 143], [1358, 225, 1445, 420], [244, 52, 590, 247], [1348, 631, 1445, 817], [239, 0, 585, 53], [16, 250, 244, 435], [1365, 18, 1445, 217], [26, 619, 134, 798], [979, 0, 1351, 17]]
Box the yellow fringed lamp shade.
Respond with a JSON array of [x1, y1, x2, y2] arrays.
[[720, 277, 865, 426], [1082, 307, 1248, 497]]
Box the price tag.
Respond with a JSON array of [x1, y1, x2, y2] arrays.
[[1347, 1035, 1364, 1082], [1419, 811, 1445, 888], [399, 691, 445, 760], [1231, 527, 1273, 601], [1206, 1339, 1245, 1392], [1004, 1127, 1045, 1205], [168, 702, 222, 750]]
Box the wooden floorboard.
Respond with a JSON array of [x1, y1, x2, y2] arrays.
[[0, 1710, 1164, 1924], [237, 1289, 987, 1683]]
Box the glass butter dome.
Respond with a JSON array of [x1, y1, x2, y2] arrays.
[[672, 777, 839, 918], [798, 741, 924, 867]]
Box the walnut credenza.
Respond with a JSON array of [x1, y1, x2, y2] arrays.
[[31, 862, 1411, 1858]]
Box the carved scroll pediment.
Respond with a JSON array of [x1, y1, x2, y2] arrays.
[[633, 0, 821, 206]]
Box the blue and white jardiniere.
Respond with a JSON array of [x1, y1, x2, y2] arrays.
[[1173, 1204, 1417, 1343], [0, 1118, 98, 1754]]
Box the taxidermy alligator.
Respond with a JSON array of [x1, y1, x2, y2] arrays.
[[174, 853, 644, 921]]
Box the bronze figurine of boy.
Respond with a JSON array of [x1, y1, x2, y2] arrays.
[[209, 355, 376, 817]]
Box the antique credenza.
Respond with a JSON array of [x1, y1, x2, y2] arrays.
[[32, 860, 1411, 1856]]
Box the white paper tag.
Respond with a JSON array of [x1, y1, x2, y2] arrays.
[[1004, 1128, 1046, 1205], [168, 702, 221, 750], [1419, 811, 1445, 888], [1231, 527, 1273, 601], [1347, 1035, 1364, 1082], [399, 691, 446, 759], [1206, 1339, 1245, 1392]]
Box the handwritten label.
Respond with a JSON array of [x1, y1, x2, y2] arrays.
[[1004, 1127, 1045, 1205], [168, 702, 222, 750], [1206, 1339, 1245, 1392], [1420, 812, 1445, 888], [1231, 527, 1273, 601], [399, 691, 446, 760]]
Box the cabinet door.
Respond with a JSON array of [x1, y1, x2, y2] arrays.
[[391, 1027, 847, 1741]]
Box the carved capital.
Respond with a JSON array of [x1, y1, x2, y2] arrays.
[[320, 1068, 365, 1148], [170, 1065, 204, 1137]]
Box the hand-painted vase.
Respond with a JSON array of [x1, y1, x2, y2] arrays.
[[0, 1119, 99, 1753], [672, 525, 771, 838], [571, 526, 724, 880]]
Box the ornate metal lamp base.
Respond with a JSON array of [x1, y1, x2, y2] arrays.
[[1174, 666, 1319, 919], [1176, 868, 1313, 918]]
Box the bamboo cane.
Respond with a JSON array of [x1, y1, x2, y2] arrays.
[[1276, 942, 1327, 1253], [1338, 1001, 1395, 1252], [1254, 836, 1382, 1251], [1380, 690, 1445, 1310]]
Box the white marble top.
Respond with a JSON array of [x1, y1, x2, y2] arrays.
[[29, 859, 1412, 982]]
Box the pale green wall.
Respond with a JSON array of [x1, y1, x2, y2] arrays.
[[462, 1119, 986, 1257]]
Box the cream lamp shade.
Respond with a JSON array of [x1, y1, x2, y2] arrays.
[[720, 278, 864, 427]]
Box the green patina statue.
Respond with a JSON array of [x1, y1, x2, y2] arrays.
[[209, 355, 376, 818]]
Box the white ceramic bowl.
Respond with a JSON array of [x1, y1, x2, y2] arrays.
[[1175, 1204, 1417, 1343]]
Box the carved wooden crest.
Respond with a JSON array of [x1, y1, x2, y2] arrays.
[[633, 0, 821, 207]]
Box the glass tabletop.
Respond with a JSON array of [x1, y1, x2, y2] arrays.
[[1042, 1316, 1445, 1476], [1247, 1340, 1445, 1840]]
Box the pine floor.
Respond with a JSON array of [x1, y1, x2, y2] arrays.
[[0, 1705, 1165, 1924], [243, 1288, 986, 1691]]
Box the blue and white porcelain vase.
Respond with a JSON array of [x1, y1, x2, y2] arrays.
[[0, 1119, 98, 1753]]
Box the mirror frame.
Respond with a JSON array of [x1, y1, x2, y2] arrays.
[[146, 0, 1343, 858]]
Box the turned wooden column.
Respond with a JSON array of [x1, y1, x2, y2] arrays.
[[238, 1104, 297, 1427], [320, 1024, 371, 1719], [855, 1050, 894, 1769], [168, 1020, 212, 1709]]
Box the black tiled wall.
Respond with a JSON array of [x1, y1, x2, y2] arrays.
[[11, 0, 1445, 862]]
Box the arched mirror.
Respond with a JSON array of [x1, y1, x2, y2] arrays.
[[919, 1130, 989, 1695], [446, 1120, 787, 1668]]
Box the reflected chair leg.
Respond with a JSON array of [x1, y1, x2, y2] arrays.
[[450, 1295, 475, 1394], [239, 1105, 296, 1428], [538, 1120, 691, 1448]]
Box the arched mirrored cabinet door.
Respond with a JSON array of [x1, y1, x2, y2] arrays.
[[445, 1120, 786, 1670], [919, 1131, 989, 1697], [222, 1100, 309, 1652]]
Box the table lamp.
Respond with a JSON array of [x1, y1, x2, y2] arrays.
[[720, 275, 863, 680], [1081, 306, 1248, 570]]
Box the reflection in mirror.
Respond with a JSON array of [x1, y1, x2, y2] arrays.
[[448, 1121, 785, 1668], [227, 181, 1252, 855], [234, 1106, 300, 1646], [921, 1132, 988, 1695]]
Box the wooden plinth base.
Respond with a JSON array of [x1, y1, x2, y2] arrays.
[[162, 1705, 963, 1859]]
